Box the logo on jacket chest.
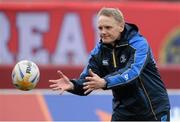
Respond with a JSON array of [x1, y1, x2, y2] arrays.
[[102, 59, 109, 66], [102, 54, 127, 66], [120, 54, 127, 63]]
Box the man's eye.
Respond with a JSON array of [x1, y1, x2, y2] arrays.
[[98, 27, 102, 30], [105, 26, 111, 29]]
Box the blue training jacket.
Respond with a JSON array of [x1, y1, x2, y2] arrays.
[[69, 23, 170, 119]]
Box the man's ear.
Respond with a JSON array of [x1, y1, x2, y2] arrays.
[[119, 22, 125, 32]]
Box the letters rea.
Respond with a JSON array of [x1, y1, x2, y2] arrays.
[[0, 12, 98, 65]]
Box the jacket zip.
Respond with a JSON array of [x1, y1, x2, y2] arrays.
[[139, 78, 157, 120], [112, 49, 117, 68], [112, 44, 128, 68]]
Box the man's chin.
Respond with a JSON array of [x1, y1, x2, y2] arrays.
[[102, 40, 113, 44]]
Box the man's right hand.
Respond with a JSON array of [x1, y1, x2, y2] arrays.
[[49, 70, 74, 95]]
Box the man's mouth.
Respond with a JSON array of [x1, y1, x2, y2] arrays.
[[102, 36, 109, 39]]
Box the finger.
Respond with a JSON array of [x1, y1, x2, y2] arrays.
[[84, 88, 93, 94], [49, 79, 59, 83], [83, 81, 95, 86], [52, 86, 62, 90], [57, 70, 66, 78], [49, 84, 58, 88], [83, 85, 89, 90], [85, 76, 94, 81], [89, 69, 96, 77]]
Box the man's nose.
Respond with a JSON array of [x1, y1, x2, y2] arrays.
[[101, 28, 107, 34]]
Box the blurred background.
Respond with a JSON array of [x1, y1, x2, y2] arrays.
[[0, 0, 180, 121]]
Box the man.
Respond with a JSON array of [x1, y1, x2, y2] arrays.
[[49, 7, 170, 121]]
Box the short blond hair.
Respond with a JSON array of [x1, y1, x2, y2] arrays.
[[97, 7, 124, 23]]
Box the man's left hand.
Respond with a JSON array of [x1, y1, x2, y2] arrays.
[[83, 69, 106, 94]]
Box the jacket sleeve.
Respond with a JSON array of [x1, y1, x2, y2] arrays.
[[104, 36, 150, 89], [68, 43, 101, 95]]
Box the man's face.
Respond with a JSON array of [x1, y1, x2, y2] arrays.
[[97, 15, 124, 45]]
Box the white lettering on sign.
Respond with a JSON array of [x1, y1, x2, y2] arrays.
[[52, 13, 88, 65], [0, 13, 13, 64], [16, 13, 50, 64], [0, 12, 96, 66]]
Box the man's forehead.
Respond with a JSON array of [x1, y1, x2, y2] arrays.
[[98, 15, 115, 21], [98, 16, 118, 25]]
